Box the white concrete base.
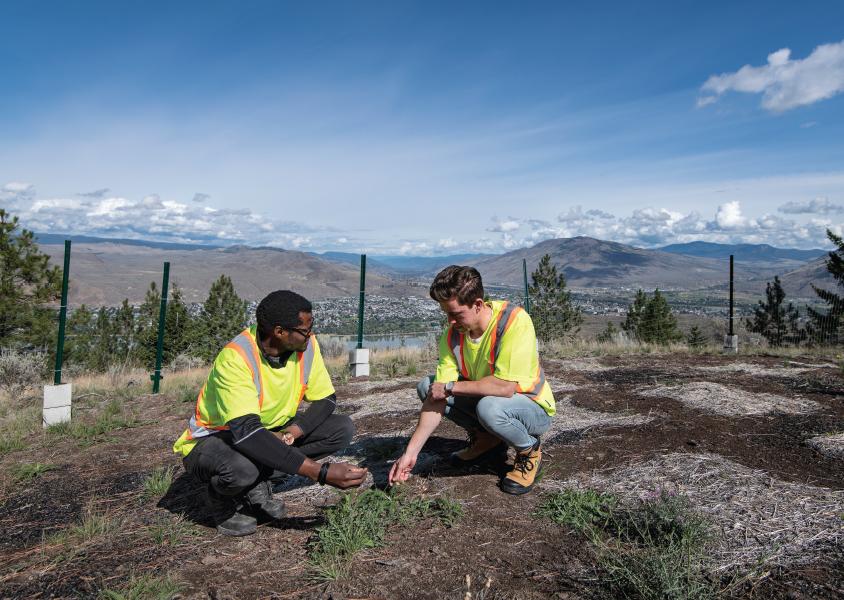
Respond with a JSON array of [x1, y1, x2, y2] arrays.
[[349, 348, 370, 378], [722, 335, 739, 354], [43, 383, 72, 428]]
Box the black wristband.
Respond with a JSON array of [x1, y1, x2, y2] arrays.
[[318, 462, 330, 486]]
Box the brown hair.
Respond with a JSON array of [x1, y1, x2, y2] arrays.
[[429, 265, 484, 306]]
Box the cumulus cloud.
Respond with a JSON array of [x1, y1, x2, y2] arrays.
[[715, 200, 746, 229], [778, 197, 844, 215], [486, 216, 521, 233], [12, 186, 321, 248], [1, 182, 35, 210], [192, 192, 211, 203], [698, 40, 844, 112]]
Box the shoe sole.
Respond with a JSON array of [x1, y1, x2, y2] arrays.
[[499, 481, 533, 495], [216, 524, 257, 537]]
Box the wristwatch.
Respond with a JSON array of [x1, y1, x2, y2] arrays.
[[445, 381, 455, 395]]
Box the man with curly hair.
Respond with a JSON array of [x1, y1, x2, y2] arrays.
[[174, 290, 367, 536]]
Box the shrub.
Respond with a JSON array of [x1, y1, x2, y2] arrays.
[[0, 348, 46, 395]]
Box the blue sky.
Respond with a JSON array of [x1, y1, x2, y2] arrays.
[[2, 1, 843, 254]]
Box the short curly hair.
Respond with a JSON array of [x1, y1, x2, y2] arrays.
[[429, 265, 484, 306], [256, 290, 312, 338]]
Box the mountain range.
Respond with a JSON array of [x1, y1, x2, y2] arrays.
[[36, 233, 836, 306]]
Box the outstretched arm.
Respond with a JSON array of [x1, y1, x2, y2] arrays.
[[388, 397, 446, 485]]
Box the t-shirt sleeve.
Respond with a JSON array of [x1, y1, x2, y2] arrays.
[[210, 348, 262, 422], [304, 337, 336, 401], [435, 329, 460, 383], [493, 310, 540, 388]]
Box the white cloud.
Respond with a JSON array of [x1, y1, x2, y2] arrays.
[[699, 40, 844, 112], [192, 192, 210, 203], [3, 182, 35, 194], [715, 200, 746, 229], [486, 217, 521, 233], [78, 188, 110, 198], [778, 197, 844, 215]]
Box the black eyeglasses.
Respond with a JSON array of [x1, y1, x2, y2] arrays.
[[287, 325, 313, 338]]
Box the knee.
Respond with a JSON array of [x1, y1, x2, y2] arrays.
[[335, 414, 355, 447], [476, 396, 506, 429], [417, 375, 434, 402], [216, 459, 260, 495]]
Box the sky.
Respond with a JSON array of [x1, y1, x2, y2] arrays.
[[1, 1, 844, 255]]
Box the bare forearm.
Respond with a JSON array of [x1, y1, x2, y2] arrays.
[[406, 402, 444, 455], [452, 376, 516, 398]]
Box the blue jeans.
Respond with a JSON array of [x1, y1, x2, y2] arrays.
[[417, 375, 551, 450]]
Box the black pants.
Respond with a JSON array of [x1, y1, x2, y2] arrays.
[[183, 413, 354, 497]]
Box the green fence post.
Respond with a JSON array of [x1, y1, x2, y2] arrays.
[[151, 261, 170, 393], [53, 240, 71, 385], [522, 258, 531, 314], [356, 254, 366, 349]]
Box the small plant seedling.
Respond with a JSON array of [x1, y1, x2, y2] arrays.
[[12, 462, 57, 482]]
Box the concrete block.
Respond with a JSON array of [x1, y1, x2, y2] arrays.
[[722, 335, 739, 354], [349, 348, 370, 378], [43, 383, 72, 427], [349, 348, 369, 364], [350, 362, 370, 377]]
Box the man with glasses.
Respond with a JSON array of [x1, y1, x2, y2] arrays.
[[174, 290, 367, 536]]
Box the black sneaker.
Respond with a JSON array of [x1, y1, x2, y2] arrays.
[[205, 485, 257, 537], [245, 480, 287, 521]]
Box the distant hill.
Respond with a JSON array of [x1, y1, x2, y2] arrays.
[[40, 242, 421, 306], [658, 241, 826, 266], [470, 237, 748, 290], [369, 253, 494, 275], [308, 252, 398, 276]]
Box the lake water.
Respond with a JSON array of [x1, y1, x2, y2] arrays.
[[320, 332, 437, 352]]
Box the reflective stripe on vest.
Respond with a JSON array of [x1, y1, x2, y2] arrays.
[[447, 301, 547, 400], [186, 330, 316, 440]]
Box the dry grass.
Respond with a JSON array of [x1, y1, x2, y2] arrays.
[[806, 432, 844, 460], [544, 393, 654, 442], [637, 381, 821, 416], [542, 452, 844, 573]]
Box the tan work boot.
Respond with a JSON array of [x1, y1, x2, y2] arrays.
[[450, 429, 507, 466], [500, 441, 541, 495]]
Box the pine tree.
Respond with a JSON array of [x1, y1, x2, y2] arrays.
[[162, 284, 193, 364], [64, 305, 96, 369], [806, 229, 844, 344], [622, 289, 682, 344], [88, 307, 117, 372], [686, 325, 708, 349], [196, 274, 248, 362], [745, 276, 802, 347], [113, 299, 137, 367], [135, 282, 161, 367], [528, 254, 583, 342], [622, 289, 648, 341], [0, 209, 61, 347]]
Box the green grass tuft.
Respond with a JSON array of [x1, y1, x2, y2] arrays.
[[12, 462, 57, 482], [538, 488, 715, 600], [47, 398, 143, 446], [308, 488, 463, 581], [141, 466, 176, 501], [98, 573, 184, 600]]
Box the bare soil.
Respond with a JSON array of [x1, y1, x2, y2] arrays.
[[2, 353, 843, 599]]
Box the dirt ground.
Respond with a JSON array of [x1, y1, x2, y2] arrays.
[[1, 353, 843, 599]]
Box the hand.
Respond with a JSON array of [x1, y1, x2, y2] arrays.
[[278, 424, 304, 445], [324, 462, 368, 489], [429, 382, 448, 402], [388, 452, 417, 486]]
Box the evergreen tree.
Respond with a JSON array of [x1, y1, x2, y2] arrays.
[[528, 254, 582, 342], [64, 304, 96, 369], [135, 282, 162, 367], [0, 209, 61, 347], [745, 276, 802, 347], [196, 274, 248, 362], [113, 299, 137, 366], [686, 325, 708, 349], [162, 284, 194, 364], [621, 289, 648, 341], [639, 289, 683, 344], [806, 229, 844, 344], [622, 289, 682, 344], [88, 307, 117, 372]]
